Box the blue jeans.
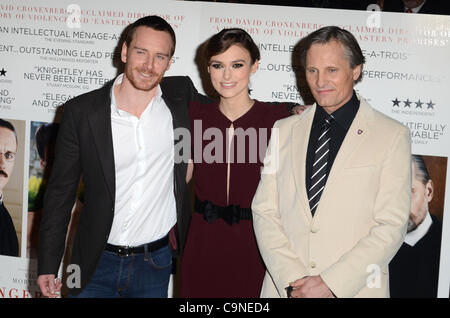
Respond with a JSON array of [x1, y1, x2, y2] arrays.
[[69, 244, 172, 298]]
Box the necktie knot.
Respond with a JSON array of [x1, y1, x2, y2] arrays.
[[322, 115, 334, 130]]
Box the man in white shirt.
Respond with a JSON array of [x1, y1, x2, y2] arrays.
[[37, 16, 209, 298], [389, 155, 442, 297]]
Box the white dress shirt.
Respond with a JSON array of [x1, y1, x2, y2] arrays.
[[107, 74, 177, 246], [404, 212, 433, 247]]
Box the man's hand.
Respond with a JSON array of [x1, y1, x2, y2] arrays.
[[186, 159, 194, 183], [291, 105, 310, 115], [289, 276, 335, 298], [37, 274, 62, 298]]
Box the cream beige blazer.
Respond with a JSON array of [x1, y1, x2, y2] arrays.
[[252, 96, 411, 298]]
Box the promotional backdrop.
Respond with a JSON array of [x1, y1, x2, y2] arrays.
[[0, 0, 449, 298]]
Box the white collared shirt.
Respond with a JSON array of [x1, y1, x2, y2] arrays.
[[404, 212, 433, 247], [107, 74, 177, 246]]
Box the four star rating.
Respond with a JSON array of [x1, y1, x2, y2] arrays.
[[392, 97, 435, 109]]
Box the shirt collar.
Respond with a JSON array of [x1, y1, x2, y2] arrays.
[[110, 73, 163, 116], [313, 90, 360, 131], [404, 212, 433, 247], [0, 193, 3, 204]]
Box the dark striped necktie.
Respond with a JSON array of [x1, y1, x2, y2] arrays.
[[308, 115, 334, 216]]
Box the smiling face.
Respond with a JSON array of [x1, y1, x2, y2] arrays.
[[305, 40, 361, 114], [0, 127, 17, 195], [208, 44, 258, 102], [121, 26, 173, 92]]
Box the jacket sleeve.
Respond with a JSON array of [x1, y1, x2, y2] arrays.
[[185, 76, 215, 105], [271, 101, 296, 113], [252, 120, 308, 297], [38, 104, 82, 276]]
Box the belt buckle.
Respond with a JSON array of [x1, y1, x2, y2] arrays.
[[117, 246, 132, 257]]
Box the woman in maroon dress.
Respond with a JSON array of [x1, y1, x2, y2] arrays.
[[180, 28, 294, 297]]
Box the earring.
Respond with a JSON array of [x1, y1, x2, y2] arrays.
[[248, 80, 253, 94]]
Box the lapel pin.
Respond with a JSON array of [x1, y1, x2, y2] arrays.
[[357, 129, 363, 135]]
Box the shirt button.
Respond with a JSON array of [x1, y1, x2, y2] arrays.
[[311, 261, 317, 269]]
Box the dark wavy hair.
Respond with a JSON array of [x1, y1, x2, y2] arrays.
[[35, 123, 59, 160], [205, 28, 260, 64]]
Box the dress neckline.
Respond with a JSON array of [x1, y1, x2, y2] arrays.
[[214, 99, 260, 126]]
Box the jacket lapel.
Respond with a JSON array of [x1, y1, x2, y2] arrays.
[[160, 78, 183, 131], [161, 94, 182, 131], [87, 81, 116, 203], [316, 96, 373, 215], [291, 105, 315, 222]]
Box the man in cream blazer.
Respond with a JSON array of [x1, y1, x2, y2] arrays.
[[252, 26, 411, 298]]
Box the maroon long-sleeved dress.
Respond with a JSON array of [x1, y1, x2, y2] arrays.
[[180, 100, 290, 297]]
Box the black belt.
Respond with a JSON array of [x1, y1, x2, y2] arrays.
[[105, 235, 169, 257], [195, 197, 252, 226]]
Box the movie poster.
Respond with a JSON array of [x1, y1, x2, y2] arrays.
[[0, 0, 448, 298]]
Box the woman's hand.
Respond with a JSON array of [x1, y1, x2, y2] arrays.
[[291, 104, 310, 115]]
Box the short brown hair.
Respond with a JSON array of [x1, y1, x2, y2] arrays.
[[125, 15, 176, 57], [0, 118, 17, 145], [205, 28, 260, 64], [300, 26, 365, 83]]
